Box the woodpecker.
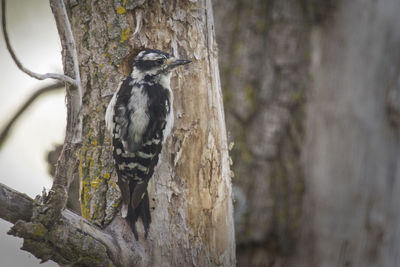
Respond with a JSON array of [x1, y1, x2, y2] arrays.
[[105, 49, 190, 239]]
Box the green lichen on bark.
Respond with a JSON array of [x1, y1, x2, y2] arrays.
[[8, 218, 112, 266], [70, 0, 133, 227], [79, 120, 119, 226]]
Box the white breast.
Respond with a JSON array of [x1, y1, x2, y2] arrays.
[[127, 83, 150, 152]]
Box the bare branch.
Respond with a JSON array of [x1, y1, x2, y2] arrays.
[[0, 82, 64, 149], [0, 182, 111, 265], [0, 182, 138, 266], [1, 0, 82, 143], [38, 0, 84, 225], [49, 0, 82, 144], [0, 182, 33, 224], [52, 0, 83, 103], [0, 0, 77, 86]]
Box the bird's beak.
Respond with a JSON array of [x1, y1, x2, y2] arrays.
[[167, 58, 191, 69]]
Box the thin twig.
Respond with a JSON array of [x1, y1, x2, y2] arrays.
[[0, 82, 64, 149], [42, 0, 83, 223], [1, 0, 77, 86], [58, 0, 82, 101], [49, 0, 82, 144]]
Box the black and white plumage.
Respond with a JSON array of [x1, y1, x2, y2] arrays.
[[105, 49, 190, 239]]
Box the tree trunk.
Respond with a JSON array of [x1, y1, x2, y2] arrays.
[[71, 0, 235, 266], [215, 0, 400, 266], [213, 1, 310, 265], [291, 1, 400, 266]]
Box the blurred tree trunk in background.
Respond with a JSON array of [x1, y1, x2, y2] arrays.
[[293, 1, 400, 266], [214, 1, 309, 265], [214, 0, 400, 266]]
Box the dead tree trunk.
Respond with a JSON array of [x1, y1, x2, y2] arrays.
[[74, 0, 235, 265], [1, 0, 235, 266]]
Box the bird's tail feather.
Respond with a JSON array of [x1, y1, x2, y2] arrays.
[[127, 190, 151, 240]]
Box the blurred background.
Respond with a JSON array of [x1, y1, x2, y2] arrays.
[[1, 0, 400, 266], [0, 0, 63, 266], [213, 1, 400, 266]]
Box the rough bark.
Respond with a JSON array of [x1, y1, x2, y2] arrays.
[[292, 1, 400, 266], [0, 183, 33, 224], [1, 183, 113, 266], [213, 1, 310, 265], [71, 0, 235, 266]]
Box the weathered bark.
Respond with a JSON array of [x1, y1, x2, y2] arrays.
[[71, 0, 235, 266], [0, 183, 33, 224], [213, 1, 310, 265], [291, 1, 400, 266], [0, 183, 113, 266]]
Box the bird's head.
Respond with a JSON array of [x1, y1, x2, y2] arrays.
[[131, 49, 191, 79]]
